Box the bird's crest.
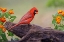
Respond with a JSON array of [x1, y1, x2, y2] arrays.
[[29, 7, 38, 14]]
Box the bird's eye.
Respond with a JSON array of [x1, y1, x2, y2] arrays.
[[34, 10, 38, 15]]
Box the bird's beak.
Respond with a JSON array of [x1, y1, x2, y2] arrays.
[[35, 12, 38, 14]]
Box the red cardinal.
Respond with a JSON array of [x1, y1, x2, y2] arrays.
[[9, 7, 38, 30]]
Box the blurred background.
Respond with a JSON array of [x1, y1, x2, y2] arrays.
[[0, 0, 64, 28], [0, 0, 64, 41]]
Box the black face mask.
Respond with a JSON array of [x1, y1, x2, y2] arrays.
[[34, 10, 37, 15]]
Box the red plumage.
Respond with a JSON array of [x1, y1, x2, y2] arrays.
[[9, 7, 38, 30]]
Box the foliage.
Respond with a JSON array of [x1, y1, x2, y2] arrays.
[[0, 7, 16, 42], [46, 0, 64, 7], [52, 10, 64, 31]]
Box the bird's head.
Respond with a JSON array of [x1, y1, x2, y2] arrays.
[[29, 7, 38, 15]]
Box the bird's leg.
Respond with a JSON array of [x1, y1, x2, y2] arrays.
[[27, 23, 31, 26]]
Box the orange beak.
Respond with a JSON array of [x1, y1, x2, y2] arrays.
[[35, 12, 38, 14]]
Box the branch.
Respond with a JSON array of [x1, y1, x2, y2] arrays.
[[4, 22, 64, 42]]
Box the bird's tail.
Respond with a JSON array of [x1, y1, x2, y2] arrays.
[[8, 23, 20, 30]]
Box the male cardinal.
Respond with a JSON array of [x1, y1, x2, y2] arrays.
[[9, 7, 38, 30]]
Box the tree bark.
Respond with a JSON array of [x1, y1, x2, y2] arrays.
[[4, 22, 64, 42]]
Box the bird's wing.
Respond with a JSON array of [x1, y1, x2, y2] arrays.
[[18, 12, 33, 23], [20, 17, 33, 24]]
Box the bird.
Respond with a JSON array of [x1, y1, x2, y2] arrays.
[[8, 7, 38, 30]]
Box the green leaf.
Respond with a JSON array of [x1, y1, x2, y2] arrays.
[[1, 33, 8, 42], [52, 19, 56, 24], [0, 29, 8, 42], [58, 27, 64, 31], [8, 31, 14, 36], [0, 13, 6, 18], [10, 16, 16, 22], [0, 39, 3, 42], [54, 25, 58, 29], [0, 13, 2, 17], [0, 29, 3, 35], [1, 13, 5, 17], [4, 12, 10, 18]]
